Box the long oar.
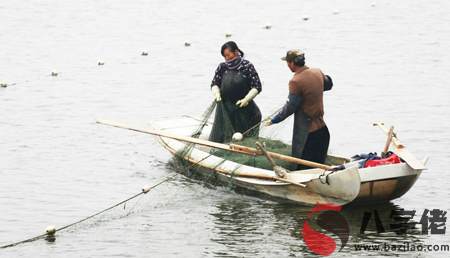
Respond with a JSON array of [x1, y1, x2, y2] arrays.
[[373, 122, 426, 170], [231, 143, 334, 170], [96, 118, 334, 171], [255, 142, 292, 179], [255, 142, 278, 168], [382, 125, 395, 156], [215, 170, 307, 188]]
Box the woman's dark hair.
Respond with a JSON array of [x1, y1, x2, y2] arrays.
[[221, 41, 244, 57]]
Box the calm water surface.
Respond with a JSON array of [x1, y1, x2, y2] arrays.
[[1, 0, 450, 257]]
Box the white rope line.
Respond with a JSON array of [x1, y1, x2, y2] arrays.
[[0, 150, 217, 249]]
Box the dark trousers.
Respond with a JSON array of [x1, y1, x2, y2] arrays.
[[296, 126, 330, 170]]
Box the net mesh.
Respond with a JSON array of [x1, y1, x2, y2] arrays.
[[174, 101, 296, 174]]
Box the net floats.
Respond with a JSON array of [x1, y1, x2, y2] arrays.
[[142, 185, 151, 193], [45, 225, 56, 236], [232, 132, 243, 142]]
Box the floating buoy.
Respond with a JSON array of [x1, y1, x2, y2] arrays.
[[142, 50, 148, 56], [45, 225, 56, 236], [142, 185, 150, 193], [232, 132, 243, 142], [225, 31, 232, 37], [334, 10, 340, 14], [0, 82, 7, 87], [184, 40, 191, 46], [51, 70, 58, 76], [98, 60, 105, 65], [265, 23, 272, 29], [303, 15, 309, 21]]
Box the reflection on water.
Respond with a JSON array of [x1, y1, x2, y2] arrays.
[[210, 199, 302, 257], [210, 199, 429, 257], [341, 202, 426, 246], [169, 151, 432, 256]]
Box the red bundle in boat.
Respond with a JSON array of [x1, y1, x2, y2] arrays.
[[365, 153, 402, 168]]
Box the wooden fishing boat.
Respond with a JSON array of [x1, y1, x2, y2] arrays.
[[96, 116, 428, 206]]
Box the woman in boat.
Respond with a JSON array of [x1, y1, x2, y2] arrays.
[[209, 41, 262, 143]]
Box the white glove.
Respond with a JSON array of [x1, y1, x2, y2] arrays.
[[211, 85, 221, 102], [236, 88, 259, 108], [264, 118, 273, 126]]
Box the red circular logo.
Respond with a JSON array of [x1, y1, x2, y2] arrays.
[[302, 203, 350, 256]]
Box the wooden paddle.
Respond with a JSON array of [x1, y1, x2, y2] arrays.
[[215, 170, 307, 188], [373, 122, 426, 170], [96, 118, 307, 187], [255, 141, 292, 179], [96, 118, 334, 171], [382, 125, 394, 157], [230, 143, 334, 170], [255, 142, 277, 167]]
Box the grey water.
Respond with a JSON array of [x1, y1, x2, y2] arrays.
[[1, 0, 449, 257]]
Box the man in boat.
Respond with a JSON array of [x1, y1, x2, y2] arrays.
[[265, 49, 333, 170]]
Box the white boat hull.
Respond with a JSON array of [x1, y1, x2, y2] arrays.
[[148, 116, 426, 205]]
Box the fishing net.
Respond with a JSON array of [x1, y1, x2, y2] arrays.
[[174, 100, 298, 176], [3, 103, 299, 249]]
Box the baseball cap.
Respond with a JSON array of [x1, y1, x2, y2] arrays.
[[281, 49, 305, 62]]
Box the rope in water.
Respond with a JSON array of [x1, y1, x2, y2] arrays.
[[1, 102, 284, 249], [0, 50, 153, 88], [2, 49, 287, 248], [0, 150, 219, 250]]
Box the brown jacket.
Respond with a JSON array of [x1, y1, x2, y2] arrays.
[[289, 66, 328, 132]]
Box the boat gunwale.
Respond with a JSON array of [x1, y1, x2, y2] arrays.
[[149, 116, 425, 205]]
